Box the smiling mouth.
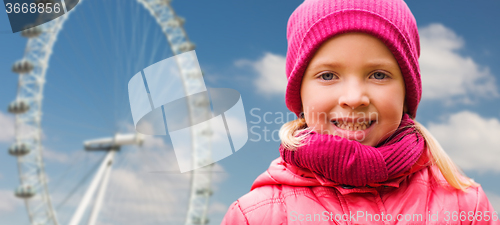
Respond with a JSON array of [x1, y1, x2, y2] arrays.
[[331, 120, 375, 131]]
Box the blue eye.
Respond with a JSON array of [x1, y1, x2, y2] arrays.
[[371, 72, 388, 80], [320, 73, 336, 80]]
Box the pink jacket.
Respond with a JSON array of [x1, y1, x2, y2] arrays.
[[222, 150, 498, 224]]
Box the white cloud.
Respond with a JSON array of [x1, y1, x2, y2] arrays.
[[209, 201, 228, 214], [0, 110, 43, 144], [485, 192, 500, 212], [419, 23, 498, 104], [142, 135, 167, 149], [43, 148, 70, 164], [210, 163, 229, 190], [427, 111, 500, 172], [237, 52, 287, 96], [0, 111, 15, 143], [0, 190, 22, 214]]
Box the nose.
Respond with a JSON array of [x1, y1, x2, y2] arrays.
[[338, 79, 370, 109]]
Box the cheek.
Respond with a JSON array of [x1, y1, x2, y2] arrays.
[[302, 84, 337, 112], [304, 100, 333, 125], [370, 85, 405, 144], [371, 85, 405, 113]]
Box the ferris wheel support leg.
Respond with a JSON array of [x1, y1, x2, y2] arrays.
[[68, 150, 116, 225], [87, 152, 114, 225]]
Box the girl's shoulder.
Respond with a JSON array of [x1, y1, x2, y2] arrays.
[[221, 184, 311, 225], [405, 164, 496, 216]]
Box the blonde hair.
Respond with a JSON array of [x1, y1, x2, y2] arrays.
[[279, 117, 478, 191]]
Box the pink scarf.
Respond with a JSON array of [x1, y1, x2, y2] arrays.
[[280, 114, 425, 187]]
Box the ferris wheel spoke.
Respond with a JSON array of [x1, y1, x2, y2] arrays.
[[44, 113, 113, 134], [48, 151, 88, 194], [54, 153, 104, 211], [132, 147, 184, 224], [102, 149, 136, 224], [43, 82, 116, 132], [56, 33, 116, 125]]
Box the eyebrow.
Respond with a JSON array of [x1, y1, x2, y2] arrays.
[[308, 60, 397, 71]]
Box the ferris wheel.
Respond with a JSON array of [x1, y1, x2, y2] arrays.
[[8, 0, 214, 225]]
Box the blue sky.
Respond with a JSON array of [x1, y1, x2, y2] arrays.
[[1, 0, 500, 224]]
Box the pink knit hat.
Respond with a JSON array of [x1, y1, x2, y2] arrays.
[[285, 0, 422, 119]]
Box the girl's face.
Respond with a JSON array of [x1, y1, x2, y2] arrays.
[[301, 32, 406, 146]]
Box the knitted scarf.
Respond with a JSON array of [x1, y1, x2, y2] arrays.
[[279, 113, 425, 187]]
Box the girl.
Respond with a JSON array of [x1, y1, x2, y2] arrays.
[[222, 0, 498, 224]]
